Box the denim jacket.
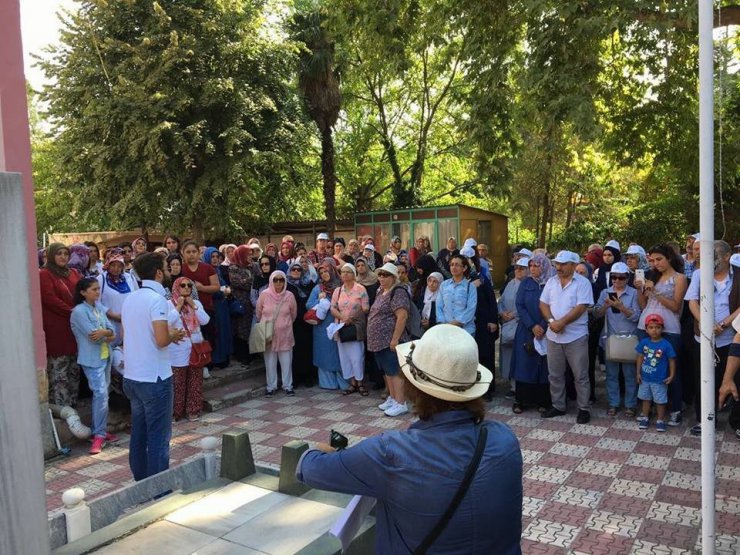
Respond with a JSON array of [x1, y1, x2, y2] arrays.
[[70, 302, 114, 367], [297, 411, 523, 554], [436, 278, 477, 334]]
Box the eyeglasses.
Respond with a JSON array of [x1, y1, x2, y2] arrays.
[[179, 283, 193, 288], [611, 275, 627, 280], [273, 278, 285, 282]]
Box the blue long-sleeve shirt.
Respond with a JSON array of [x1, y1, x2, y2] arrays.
[[436, 278, 477, 334], [297, 411, 523, 555]]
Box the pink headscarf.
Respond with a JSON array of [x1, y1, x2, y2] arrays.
[[266, 270, 289, 302], [172, 276, 199, 331]]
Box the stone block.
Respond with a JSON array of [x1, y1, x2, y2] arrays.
[[220, 432, 256, 481], [278, 440, 310, 496]]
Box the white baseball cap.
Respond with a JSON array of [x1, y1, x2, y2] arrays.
[[610, 262, 630, 274], [553, 250, 579, 264], [605, 239, 620, 251], [515, 257, 530, 268], [460, 246, 476, 257], [363, 244, 375, 252], [730, 253, 740, 268], [316, 233, 329, 241], [517, 248, 534, 258], [624, 244, 645, 256]]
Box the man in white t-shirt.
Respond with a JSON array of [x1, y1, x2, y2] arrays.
[[539, 251, 595, 424], [122, 253, 186, 481]]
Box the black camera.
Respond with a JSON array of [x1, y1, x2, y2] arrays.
[[330, 429, 349, 450]]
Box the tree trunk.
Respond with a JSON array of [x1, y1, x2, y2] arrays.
[[539, 186, 550, 248], [321, 126, 337, 234]]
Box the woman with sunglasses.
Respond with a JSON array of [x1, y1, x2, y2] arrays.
[[306, 260, 347, 391], [256, 271, 298, 396], [286, 261, 316, 387], [168, 277, 210, 421], [594, 262, 641, 416]]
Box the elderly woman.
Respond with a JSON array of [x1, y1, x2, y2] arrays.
[[287, 261, 317, 387], [594, 261, 641, 416], [68, 243, 90, 276], [436, 254, 477, 335], [421, 272, 443, 331], [97, 249, 139, 346], [307, 261, 348, 391], [355, 256, 378, 303], [499, 258, 529, 398], [228, 245, 255, 363], [411, 254, 439, 307], [167, 276, 210, 421], [256, 271, 298, 396], [510, 253, 555, 413], [40, 243, 83, 407], [368, 263, 411, 417], [297, 324, 523, 555], [204, 246, 233, 368], [331, 263, 370, 395], [624, 244, 650, 287]]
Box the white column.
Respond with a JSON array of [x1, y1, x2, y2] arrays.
[[698, 1, 715, 553], [0, 173, 50, 554]]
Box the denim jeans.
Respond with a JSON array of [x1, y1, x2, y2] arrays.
[[605, 360, 637, 409], [637, 331, 682, 413], [123, 377, 173, 481], [81, 360, 111, 437]]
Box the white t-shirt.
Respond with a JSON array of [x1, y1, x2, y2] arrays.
[[167, 300, 210, 367], [121, 280, 172, 382], [685, 268, 736, 347], [541, 273, 594, 343]]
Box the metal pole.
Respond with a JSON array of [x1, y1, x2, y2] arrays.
[[698, 1, 715, 553], [0, 173, 51, 554]]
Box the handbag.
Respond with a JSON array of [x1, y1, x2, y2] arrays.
[[412, 426, 488, 555], [605, 333, 638, 363], [249, 294, 287, 353], [338, 324, 358, 342], [229, 297, 246, 316], [303, 307, 321, 325], [180, 312, 212, 369]]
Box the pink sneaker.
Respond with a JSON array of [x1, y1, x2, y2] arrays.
[[89, 436, 105, 455], [104, 432, 119, 443]]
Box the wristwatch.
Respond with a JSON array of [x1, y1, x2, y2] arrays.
[[548, 318, 555, 324]]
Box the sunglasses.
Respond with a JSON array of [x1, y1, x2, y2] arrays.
[[179, 282, 193, 288], [273, 277, 285, 282], [611, 275, 627, 280], [290, 267, 301, 271], [261, 262, 271, 266], [377, 272, 391, 277]]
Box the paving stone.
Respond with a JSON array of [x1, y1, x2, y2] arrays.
[[522, 518, 580, 548], [641, 432, 682, 446], [571, 528, 635, 555], [625, 453, 671, 469], [716, 495, 740, 515], [524, 465, 572, 485], [661, 471, 701, 492], [655, 485, 702, 509], [577, 458, 621, 477], [527, 428, 565, 442], [521, 449, 545, 464], [636, 519, 698, 551], [629, 539, 692, 554], [585, 509, 643, 538], [716, 464, 740, 480], [548, 442, 590, 458], [507, 415, 541, 428], [715, 533, 740, 555], [645, 501, 701, 527], [588, 447, 631, 464], [570, 424, 608, 437], [551, 485, 603, 509], [536, 500, 593, 527], [538, 453, 582, 471], [608, 478, 658, 500], [598, 492, 653, 518], [522, 495, 547, 518], [596, 437, 638, 452], [720, 440, 740, 455]]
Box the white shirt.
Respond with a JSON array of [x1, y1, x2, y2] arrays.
[[540, 273, 594, 343], [97, 271, 139, 346], [121, 280, 172, 382], [167, 300, 210, 367], [685, 267, 736, 347]]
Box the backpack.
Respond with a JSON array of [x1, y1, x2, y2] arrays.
[[391, 286, 424, 339]]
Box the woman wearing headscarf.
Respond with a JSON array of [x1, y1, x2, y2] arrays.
[[469, 253, 499, 399], [264, 243, 279, 260], [355, 256, 379, 305], [298, 254, 319, 284], [306, 260, 348, 391], [97, 249, 139, 346], [510, 253, 555, 413], [219, 244, 237, 267], [228, 245, 255, 363], [131, 236, 148, 258], [277, 240, 295, 272], [168, 276, 210, 421], [286, 261, 316, 387], [203, 246, 233, 368], [624, 244, 651, 287], [411, 254, 439, 309], [252, 254, 276, 311], [421, 272, 443, 331], [68, 243, 90, 277], [38, 248, 47, 268], [40, 243, 83, 407], [499, 258, 528, 398], [256, 271, 298, 396]]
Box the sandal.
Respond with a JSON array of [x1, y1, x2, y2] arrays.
[[358, 385, 369, 396], [342, 385, 358, 396], [512, 403, 524, 414], [624, 408, 636, 418], [607, 407, 618, 417]]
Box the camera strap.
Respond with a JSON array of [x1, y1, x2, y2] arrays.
[[412, 424, 488, 555]]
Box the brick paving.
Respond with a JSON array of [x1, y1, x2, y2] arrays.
[[45, 382, 740, 554]]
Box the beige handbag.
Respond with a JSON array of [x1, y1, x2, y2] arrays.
[[248, 294, 286, 353], [605, 334, 639, 363]]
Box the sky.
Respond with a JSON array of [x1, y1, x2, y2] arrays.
[[20, 0, 77, 90]]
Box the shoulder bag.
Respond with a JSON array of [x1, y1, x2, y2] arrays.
[[179, 307, 212, 369], [249, 294, 287, 353], [412, 425, 488, 555], [337, 287, 359, 342], [605, 334, 638, 363]]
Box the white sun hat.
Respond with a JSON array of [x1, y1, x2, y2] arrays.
[[396, 324, 492, 402], [553, 250, 579, 264]]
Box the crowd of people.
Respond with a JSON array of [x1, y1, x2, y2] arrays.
[[38, 231, 740, 464]]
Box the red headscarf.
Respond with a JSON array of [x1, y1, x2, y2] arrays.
[[233, 245, 252, 268], [172, 276, 199, 331]]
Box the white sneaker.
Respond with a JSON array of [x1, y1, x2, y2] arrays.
[[384, 401, 409, 417], [203, 367, 211, 379], [378, 396, 394, 411]]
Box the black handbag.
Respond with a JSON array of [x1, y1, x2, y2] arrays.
[[412, 425, 488, 555], [338, 324, 358, 342]]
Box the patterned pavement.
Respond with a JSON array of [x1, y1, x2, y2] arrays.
[[45, 381, 740, 554]]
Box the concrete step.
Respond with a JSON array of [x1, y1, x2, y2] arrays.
[[202, 359, 264, 392], [202, 374, 267, 413]]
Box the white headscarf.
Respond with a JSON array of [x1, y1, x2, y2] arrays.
[[422, 272, 444, 320]]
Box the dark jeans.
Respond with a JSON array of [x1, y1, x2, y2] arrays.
[[123, 376, 173, 481], [637, 331, 682, 413]]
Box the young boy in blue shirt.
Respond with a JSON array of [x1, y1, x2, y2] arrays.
[[636, 313, 676, 432]]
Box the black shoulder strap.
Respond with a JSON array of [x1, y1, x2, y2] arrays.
[[412, 425, 488, 555]]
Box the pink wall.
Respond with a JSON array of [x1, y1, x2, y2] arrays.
[[0, 0, 47, 371]]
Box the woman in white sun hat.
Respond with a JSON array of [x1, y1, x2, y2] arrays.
[[297, 324, 523, 554]]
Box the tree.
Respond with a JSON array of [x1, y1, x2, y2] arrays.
[[288, 0, 341, 232], [40, 0, 306, 239]]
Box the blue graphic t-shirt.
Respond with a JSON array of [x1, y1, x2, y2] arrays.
[[635, 337, 676, 383]]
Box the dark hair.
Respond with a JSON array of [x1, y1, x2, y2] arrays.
[[449, 254, 470, 278], [167, 253, 183, 275], [334, 237, 345, 247], [133, 252, 165, 280], [403, 378, 486, 422], [340, 254, 354, 264], [164, 234, 181, 251], [648, 243, 684, 275], [73, 277, 99, 305], [181, 240, 200, 252], [84, 241, 100, 258], [118, 241, 132, 250]]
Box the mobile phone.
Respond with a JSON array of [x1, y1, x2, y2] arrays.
[[608, 292, 619, 313], [635, 269, 645, 283]]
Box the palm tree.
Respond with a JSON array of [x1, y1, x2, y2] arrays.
[[289, 0, 341, 233]]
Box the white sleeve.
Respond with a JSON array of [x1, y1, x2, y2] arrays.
[[150, 296, 168, 322], [684, 274, 700, 301]]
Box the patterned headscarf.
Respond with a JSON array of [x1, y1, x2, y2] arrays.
[[530, 253, 555, 285], [68, 243, 90, 275], [171, 276, 199, 331], [318, 259, 341, 297], [233, 245, 252, 268]]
